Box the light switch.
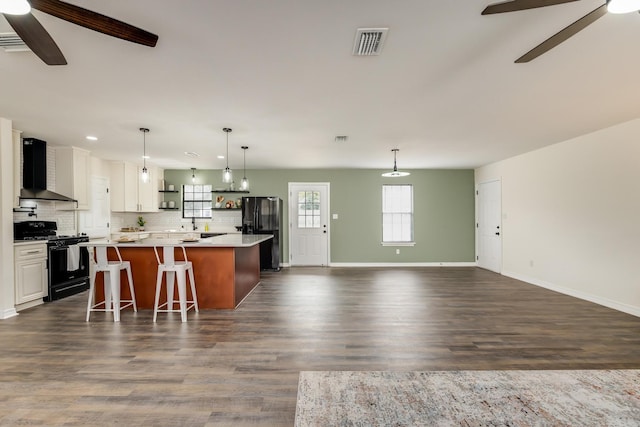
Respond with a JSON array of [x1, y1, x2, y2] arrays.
[[332, 214, 338, 219]]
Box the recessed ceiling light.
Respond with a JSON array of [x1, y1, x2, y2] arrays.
[[217, 155, 225, 159], [142, 155, 150, 159], [86, 135, 98, 141], [184, 151, 200, 158]]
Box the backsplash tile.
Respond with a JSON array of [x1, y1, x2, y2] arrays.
[[13, 201, 76, 234], [13, 145, 75, 234], [111, 210, 241, 232]]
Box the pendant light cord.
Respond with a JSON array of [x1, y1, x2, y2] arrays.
[[140, 127, 149, 169], [243, 146, 247, 177], [143, 132, 146, 168], [225, 129, 230, 169], [222, 128, 233, 184]]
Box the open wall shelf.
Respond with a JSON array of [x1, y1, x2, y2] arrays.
[[212, 190, 249, 193]]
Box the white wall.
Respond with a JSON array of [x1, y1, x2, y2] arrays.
[[476, 119, 640, 316], [0, 118, 17, 319], [89, 155, 111, 178]]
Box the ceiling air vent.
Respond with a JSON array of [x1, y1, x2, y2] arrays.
[[0, 32, 29, 52], [352, 28, 388, 56]]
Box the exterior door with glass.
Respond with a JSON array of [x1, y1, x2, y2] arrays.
[[288, 183, 329, 266]]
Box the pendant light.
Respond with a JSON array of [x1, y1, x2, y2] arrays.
[[381, 148, 410, 177], [191, 168, 196, 183], [0, 0, 31, 15], [240, 146, 249, 191], [222, 127, 233, 183], [140, 127, 150, 183], [607, 0, 640, 13]]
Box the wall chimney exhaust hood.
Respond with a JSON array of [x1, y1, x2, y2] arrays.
[[20, 138, 78, 205]]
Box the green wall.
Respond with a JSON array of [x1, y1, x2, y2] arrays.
[[164, 168, 475, 263]]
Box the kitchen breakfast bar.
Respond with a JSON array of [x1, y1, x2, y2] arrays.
[[80, 234, 273, 310]]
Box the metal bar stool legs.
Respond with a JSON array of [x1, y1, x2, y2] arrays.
[[86, 246, 137, 322], [153, 245, 198, 322]]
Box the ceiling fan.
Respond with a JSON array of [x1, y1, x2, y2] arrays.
[[0, 0, 157, 65], [482, 0, 640, 62]]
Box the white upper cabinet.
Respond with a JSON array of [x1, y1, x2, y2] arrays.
[[110, 161, 162, 212], [55, 146, 90, 210]]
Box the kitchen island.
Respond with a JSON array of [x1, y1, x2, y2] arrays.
[[81, 234, 273, 309]]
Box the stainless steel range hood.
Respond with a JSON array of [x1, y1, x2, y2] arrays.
[[20, 138, 78, 204]]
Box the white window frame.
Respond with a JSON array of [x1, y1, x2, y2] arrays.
[[296, 190, 321, 229], [382, 184, 415, 246], [182, 184, 213, 219]]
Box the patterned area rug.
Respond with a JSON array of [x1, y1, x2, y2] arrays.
[[295, 370, 640, 426]]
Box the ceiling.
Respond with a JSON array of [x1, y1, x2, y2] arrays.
[[1, 0, 639, 171]]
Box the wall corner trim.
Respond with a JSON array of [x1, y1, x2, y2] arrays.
[[502, 270, 640, 318], [329, 262, 477, 268], [0, 308, 18, 320]]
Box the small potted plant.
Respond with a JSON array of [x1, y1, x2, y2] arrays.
[[137, 216, 146, 231]]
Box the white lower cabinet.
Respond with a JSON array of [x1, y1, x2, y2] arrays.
[[14, 242, 48, 311]]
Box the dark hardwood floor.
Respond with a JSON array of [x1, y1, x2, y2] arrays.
[[1, 267, 639, 426]]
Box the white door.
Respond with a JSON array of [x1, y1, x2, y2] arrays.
[[477, 180, 502, 273], [289, 183, 329, 266], [79, 176, 110, 238]]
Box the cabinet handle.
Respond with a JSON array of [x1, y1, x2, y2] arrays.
[[25, 250, 41, 254]]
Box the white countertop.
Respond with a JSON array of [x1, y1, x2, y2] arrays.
[[81, 234, 272, 248], [113, 228, 242, 235]]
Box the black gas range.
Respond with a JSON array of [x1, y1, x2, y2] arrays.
[[14, 221, 90, 301]]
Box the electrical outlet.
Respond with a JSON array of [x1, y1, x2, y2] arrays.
[[396, 249, 400, 255]]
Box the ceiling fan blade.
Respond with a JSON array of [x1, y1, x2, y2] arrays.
[[515, 4, 607, 62], [29, 0, 158, 47], [482, 0, 580, 15], [3, 12, 67, 65]]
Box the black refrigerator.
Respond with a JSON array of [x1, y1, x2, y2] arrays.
[[242, 196, 283, 271]]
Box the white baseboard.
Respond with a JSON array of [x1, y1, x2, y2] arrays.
[[0, 308, 18, 320], [329, 262, 477, 268], [503, 270, 640, 318]]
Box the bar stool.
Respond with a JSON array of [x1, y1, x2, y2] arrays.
[[86, 245, 137, 322], [153, 245, 199, 322]]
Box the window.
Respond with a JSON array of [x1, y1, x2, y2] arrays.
[[183, 184, 212, 218], [297, 191, 321, 228], [382, 184, 413, 244]]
